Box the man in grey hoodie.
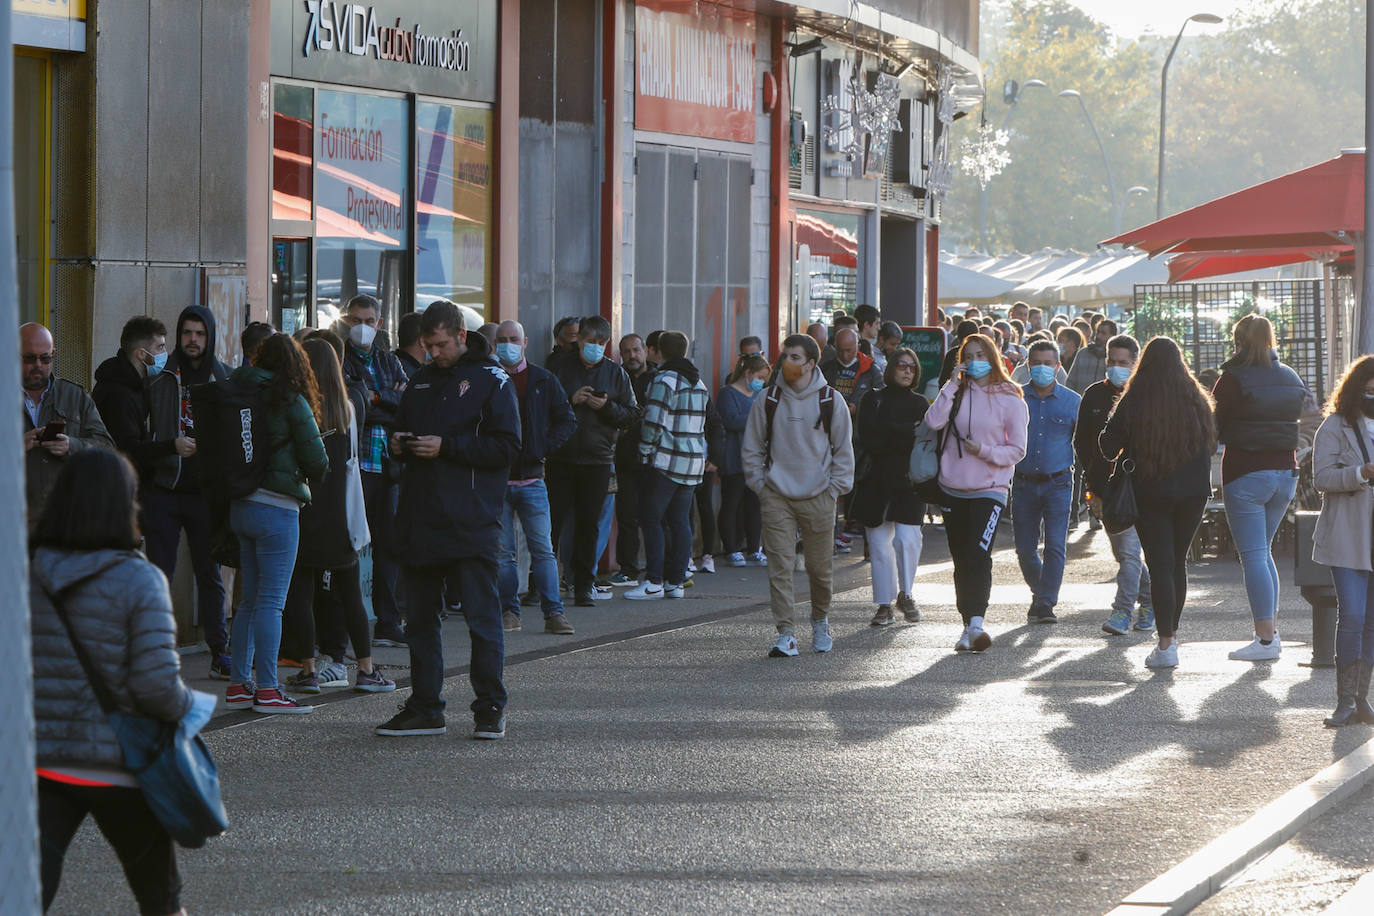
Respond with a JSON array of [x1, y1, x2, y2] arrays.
[[741, 334, 855, 657]]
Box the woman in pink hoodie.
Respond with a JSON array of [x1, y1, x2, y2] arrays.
[[925, 333, 1029, 652]]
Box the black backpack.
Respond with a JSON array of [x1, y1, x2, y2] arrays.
[[189, 377, 279, 500]]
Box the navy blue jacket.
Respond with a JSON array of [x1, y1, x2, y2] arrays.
[[510, 363, 577, 480], [392, 333, 522, 564]]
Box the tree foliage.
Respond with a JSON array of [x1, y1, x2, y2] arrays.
[[942, 0, 1365, 254]]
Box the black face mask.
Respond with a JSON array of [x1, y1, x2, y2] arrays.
[[1362, 395, 1374, 419]]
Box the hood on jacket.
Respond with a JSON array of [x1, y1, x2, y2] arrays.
[[170, 305, 220, 384], [460, 327, 496, 364], [93, 351, 144, 392], [33, 547, 138, 598], [659, 357, 701, 386]]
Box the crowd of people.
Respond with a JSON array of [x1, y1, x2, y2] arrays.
[[21, 294, 1374, 911]]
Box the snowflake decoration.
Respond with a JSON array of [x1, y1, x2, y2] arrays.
[[822, 61, 902, 163], [959, 123, 1012, 189]]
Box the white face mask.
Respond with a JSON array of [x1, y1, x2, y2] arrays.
[[349, 323, 378, 349]]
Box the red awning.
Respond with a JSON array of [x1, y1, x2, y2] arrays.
[[1103, 150, 1365, 257], [1167, 248, 1354, 283]]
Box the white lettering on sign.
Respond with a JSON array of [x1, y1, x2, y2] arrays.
[[303, 1, 471, 73], [239, 408, 254, 464]]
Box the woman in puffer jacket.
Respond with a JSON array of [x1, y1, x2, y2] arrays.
[[31, 448, 193, 915]]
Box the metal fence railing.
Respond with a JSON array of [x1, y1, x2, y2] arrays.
[[1130, 277, 1353, 403]]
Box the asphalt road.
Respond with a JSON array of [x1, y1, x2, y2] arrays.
[[47, 520, 1371, 915]]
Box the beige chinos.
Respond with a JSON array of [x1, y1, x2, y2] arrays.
[[760, 486, 837, 632]]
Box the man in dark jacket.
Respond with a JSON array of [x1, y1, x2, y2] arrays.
[[493, 320, 577, 635], [610, 332, 655, 585], [336, 293, 410, 646], [546, 314, 637, 606], [139, 305, 232, 678], [22, 323, 114, 528], [394, 312, 426, 378], [375, 301, 522, 740], [92, 316, 168, 472]]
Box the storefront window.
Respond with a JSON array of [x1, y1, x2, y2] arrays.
[[272, 84, 313, 222], [415, 101, 493, 318], [794, 208, 862, 324], [314, 89, 409, 333]]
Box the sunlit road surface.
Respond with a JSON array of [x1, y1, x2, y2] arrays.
[[51, 525, 1364, 915]]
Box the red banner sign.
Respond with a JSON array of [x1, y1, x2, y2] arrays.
[[634, 0, 756, 143]]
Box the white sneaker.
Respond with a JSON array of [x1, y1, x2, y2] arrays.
[[592, 585, 613, 601], [700, 555, 715, 574], [793, 552, 806, 572], [750, 550, 767, 566], [727, 552, 748, 567], [625, 582, 665, 601], [1228, 635, 1280, 661], [955, 627, 973, 652], [1146, 644, 1179, 668], [769, 632, 799, 658], [812, 619, 833, 653], [663, 583, 684, 599]]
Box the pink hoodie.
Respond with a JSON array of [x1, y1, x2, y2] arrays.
[[924, 377, 1029, 498]]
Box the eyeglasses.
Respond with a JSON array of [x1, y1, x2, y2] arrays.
[[23, 353, 54, 365], [894, 362, 917, 371]]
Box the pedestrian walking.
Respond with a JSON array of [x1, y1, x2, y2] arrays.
[[717, 354, 769, 567], [1099, 337, 1216, 670], [493, 320, 578, 635], [1312, 355, 1374, 726], [1014, 340, 1081, 625], [1076, 334, 1154, 635], [924, 333, 1028, 652], [211, 334, 329, 713], [279, 340, 396, 695], [852, 347, 927, 627], [742, 334, 854, 658], [31, 449, 195, 916], [1214, 314, 1306, 661], [375, 301, 522, 739], [626, 331, 709, 600], [1065, 319, 1116, 395]]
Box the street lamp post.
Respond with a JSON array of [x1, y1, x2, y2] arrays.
[[1060, 89, 1125, 234], [978, 78, 1048, 251], [1157, 13, 1223, 220]]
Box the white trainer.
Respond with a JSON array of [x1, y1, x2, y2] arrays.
[[768, 633, 799, 658], [1146, 644, 1179, 669], [954, 627, 973, 652], [1228, 635, 1281, 661], [663, 583, 684, 599], [624, 582, 665, 601], [812, 619, 834, 653]]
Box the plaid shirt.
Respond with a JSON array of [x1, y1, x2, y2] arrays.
[[355, 348, 389, 474], [639, 368, 709, 485]]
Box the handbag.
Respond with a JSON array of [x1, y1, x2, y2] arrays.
[[45, 582, 229, 849], [343, 416, 371, 552], [1101, 455, 1140, 535], [908, 386, 963, 505]]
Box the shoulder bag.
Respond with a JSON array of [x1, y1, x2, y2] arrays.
[[45, 582, 229, 849], [909, 385, 963, 504], [1101, 455, 1139, 535], [343, 414, 371, 552]]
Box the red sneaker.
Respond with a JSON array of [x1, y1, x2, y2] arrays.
[[251, 687, 313, 715], [225, 683, 254, 709]]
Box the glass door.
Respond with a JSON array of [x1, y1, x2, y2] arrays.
[[271, 238, 311, 335]]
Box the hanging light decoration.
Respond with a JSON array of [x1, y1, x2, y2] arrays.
[[959, 120, 1012, 190], [927, 64, 956, 199]]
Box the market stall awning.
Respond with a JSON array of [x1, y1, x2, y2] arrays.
[[936, 260, 1018, 303], [1103, 150, 1365, 257], [1166, 248, 1353, 283]]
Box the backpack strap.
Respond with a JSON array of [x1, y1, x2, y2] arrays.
[[762, 385, 782, 469], [816, 386, 835, 438]]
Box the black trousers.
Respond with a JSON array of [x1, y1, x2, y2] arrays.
[[546, 462, 613, 594], [283, 561, 372, 663], [1134, 492, 1207, 638], [40, 778, 180, 915], [361, 472, 403, 632], [614, 466, 642, 577], [718, 472, 761, 555], [942, 495, 1004, 624], [693, 471, 718, 556], [141, 486, 227, 654]]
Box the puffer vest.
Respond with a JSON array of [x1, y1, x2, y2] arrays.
[[1219, 351, 1305, 451]]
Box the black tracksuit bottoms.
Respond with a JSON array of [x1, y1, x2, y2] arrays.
[[1133, 491, 1207, 638], [942, 495, 1005, 624]]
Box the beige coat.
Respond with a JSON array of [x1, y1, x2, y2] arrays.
[[1313, 414, 1374, 571]]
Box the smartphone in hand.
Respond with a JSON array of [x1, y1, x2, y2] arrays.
[[38, 420, 66, 442]]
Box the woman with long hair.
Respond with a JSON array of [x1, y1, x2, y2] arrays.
[[224, 333, 329, 714], [717, 353, 771, 566], [1312, 355, 1374, 726], [924, 333, 1028, 652], [282, 340, 396, 695], [31, 450, 194, 914], [1214, 314, 1307, 662], [1100, 336, 1216, 669], [853, 347, 929, 626]]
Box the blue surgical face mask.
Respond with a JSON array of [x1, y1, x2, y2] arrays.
[[1107, 366, 1132, 388], [143, 350, 168, 377], [965, 360, 992, 380], [495, 342, 523, 365], [1029, 364, 1056, 388], [747, 377, 764, 393], [581, 342, 605, 365]]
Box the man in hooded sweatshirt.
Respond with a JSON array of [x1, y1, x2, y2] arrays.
[[142, 305, 233, 679], [741, 334, 855, 658]]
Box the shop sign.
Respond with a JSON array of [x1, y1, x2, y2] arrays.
[[13, 0, 86, 52], [634, 0, 755, 144], [278, 0, 496, 103]]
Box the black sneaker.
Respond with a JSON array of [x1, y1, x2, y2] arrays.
[[375, 705, 446, 737], [474, 709, 506, 740], [1027, 603, 1058, 625], [573, 592, 596, 608], [208, 653, 232, 681], [373, 626, 408, 648]]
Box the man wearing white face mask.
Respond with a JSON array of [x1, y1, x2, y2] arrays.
[[339, 293, 411, 647]]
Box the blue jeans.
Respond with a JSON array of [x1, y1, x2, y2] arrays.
[[1107, 524, 1152, 614], [1012, 474, 1073, 607], [403, 557, 506, 718], [500, 481, 562, 619], [1222, 469, 1298, 623], [595, 491, 614, 569], [1332, 567, 1374, 667], [229, 500, 301, 689], [639, 468, 694, 586]]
